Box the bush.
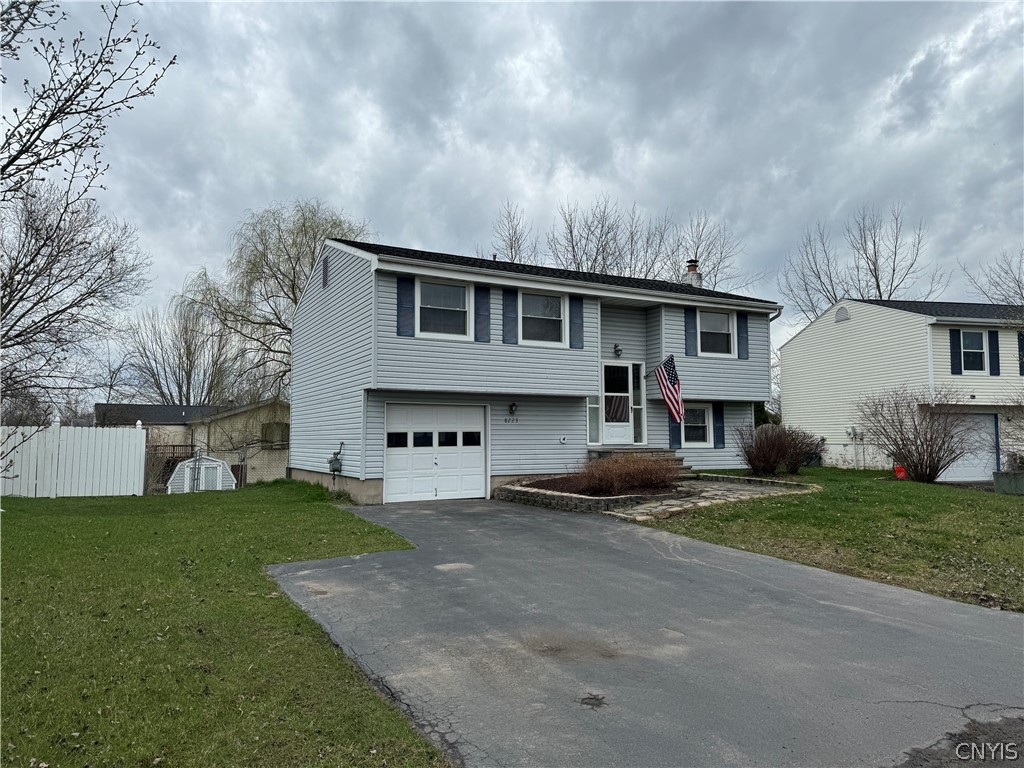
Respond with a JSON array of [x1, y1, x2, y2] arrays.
[[734, 424, 790, 476], [782, 427, 827, 474], [574, 454, 678, 495]]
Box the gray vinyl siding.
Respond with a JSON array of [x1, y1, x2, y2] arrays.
[[375, 273, 600, 395], [663, 306, 772, 400], [645, 307, 664, 374], [289, 245, 372, 478], [600, 304, 647, 362], [364, 392, 588, 478], [647, 401, 753, 469]]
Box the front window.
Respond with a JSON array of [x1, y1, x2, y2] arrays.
[[520, 292, 565, 345], [699, 311, 733, 355], [683, 405, 711, 447], [418, 281, 469, 337], [962, 330, 986, 372]]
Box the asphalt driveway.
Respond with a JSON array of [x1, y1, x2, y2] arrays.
[[268, 500, 1023, 768]]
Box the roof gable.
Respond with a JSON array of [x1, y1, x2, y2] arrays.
[[333, 239, 779, 307]]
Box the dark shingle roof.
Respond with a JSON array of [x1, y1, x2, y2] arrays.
[[334, 239, 779, 306], [851, 299, 1024, 320], [94, 403, 224, 426]]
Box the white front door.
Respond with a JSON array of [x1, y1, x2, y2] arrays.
[[384, 404, 487, 503], [602, 362, 633, 444]]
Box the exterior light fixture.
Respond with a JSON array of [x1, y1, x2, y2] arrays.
[[613, 343, 622, 358], [508, 403, 518, 415]]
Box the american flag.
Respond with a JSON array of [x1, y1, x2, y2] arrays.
[[654, 355, 685, 424]]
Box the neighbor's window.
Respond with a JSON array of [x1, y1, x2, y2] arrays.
[[962, 330, 986, 372], [418, 280, 469, 337], [683, 405, 711, 446], [699, 311, 733, 355], [521, 292, 564, 344]]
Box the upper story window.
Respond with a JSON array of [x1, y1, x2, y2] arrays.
[[520, 291, 566, 346], [698, 310, 733, 356], [961, 330, 986, 372], [417, 280, 470, 339]]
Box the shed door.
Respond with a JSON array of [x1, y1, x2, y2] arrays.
[[384, 404, 486, 503], [939, 414, 998, 482]]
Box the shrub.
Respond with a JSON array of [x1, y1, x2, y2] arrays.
[[782, 427, 827, 474], [734, 424, 790, 476], [574, 454, 678, 495]]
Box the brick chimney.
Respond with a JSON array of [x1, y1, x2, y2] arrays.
[[681, 259, 703, 288]]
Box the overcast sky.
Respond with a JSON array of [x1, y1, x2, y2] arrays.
[[18, 1, 1024, 338]]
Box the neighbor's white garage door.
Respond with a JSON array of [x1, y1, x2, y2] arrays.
[[384, 404, 487, 503], [940, 413, 997, 482]]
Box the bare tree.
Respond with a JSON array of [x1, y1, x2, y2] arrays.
[[1, 181, 150, 413], [125, 298, 240, 406], [962, 246, 1024, 327], [1, 0, 176, 202], [855, 385, 977, 483], [779, 202, 948, 323], [546, 196, 624, 274], [490, 200, 540, 265], [186, 199, 371, 396], [666, 209, 763, 292]]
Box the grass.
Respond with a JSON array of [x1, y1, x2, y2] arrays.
[[1, 481, 451, 768], [648, 468, 1024, 612]]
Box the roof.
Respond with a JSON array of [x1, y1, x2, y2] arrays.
[[850, 299, 1024, 321], [94, 403, 225, 426], [334, 239, 779, 307]]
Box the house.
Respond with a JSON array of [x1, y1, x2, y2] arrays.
[[189, 398, 290, 485], [288, 239, 781, 503], [780, 299, 1024, 481]]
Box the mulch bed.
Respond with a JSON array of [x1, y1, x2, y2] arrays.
[[526, 475, 677, 498]]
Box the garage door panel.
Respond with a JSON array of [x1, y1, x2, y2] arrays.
[[384, 404, 487, 503], [940, 414, 997, 482]]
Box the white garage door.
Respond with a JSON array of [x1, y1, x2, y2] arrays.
[[384, 404, 487, 503], [940, 414, 998, 482]]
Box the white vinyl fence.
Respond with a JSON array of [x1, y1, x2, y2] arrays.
[[1, 425, 146, 498]]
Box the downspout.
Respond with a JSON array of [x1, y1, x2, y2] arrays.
[[768, 308, 783, 323]]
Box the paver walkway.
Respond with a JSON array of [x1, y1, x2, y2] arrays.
[[606, 477, 818, 521]]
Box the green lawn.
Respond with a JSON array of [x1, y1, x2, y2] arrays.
[[649, 468, 1024, 611], [1, 481, 451, 768]]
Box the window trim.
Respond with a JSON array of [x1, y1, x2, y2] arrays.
[[960, 329, 988, 374], [518, 290, 569, 348], [697, 310, 737, 358], [681, 401, 713, 448], [415, 277, 473, 341]]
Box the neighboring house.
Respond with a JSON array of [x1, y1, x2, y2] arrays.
[[780, 299, 1024, 482], [289, 239, 781, 503], [189, 399, 290, 485]]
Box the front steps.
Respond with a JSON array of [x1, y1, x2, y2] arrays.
[[587, 447, 699, 481]]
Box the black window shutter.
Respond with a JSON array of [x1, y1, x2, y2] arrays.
[[569, 296, 584, 349], [684, 308, 697, 357], [502, 288, 518, 344], [1019, 332, 1024, 376], [668, 413, 681, 449], [712, 402, 725, 449], [474, 286, 491, 343], [988, 330, 1000, 376], [396, 276, 415, 337], [322, 254, 329, 288], [737, 313, 749, 359], [949, 329, 962, 375]]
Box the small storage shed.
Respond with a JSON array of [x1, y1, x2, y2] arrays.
[[167, 456, 237, 493]]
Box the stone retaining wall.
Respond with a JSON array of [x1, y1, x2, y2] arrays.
[[494, 483, 683, 513]]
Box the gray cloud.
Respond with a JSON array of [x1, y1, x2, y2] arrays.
[[10, 1, 1017, 319]]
